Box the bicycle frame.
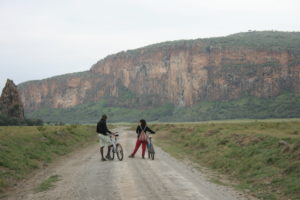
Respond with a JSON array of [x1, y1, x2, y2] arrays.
[[109, 135, 118, 152]]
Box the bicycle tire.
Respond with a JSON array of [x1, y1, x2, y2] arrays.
[[102, 147, 111, 160], [150, 145, 155, 160], [110, 149, 115, 160], [147, 143, 151, 159], [116, 143, 123, 161], [151, 152, 155, 160]]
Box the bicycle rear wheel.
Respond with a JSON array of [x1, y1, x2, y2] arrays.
[[147, 144, 152, 159], [106, 146, 114, 160], [150, 152, 155, 160], [116, 143, 123, 161], [149, 145, 155, 160], [110, 149, 115, 160], [102, 146, 113, 160]]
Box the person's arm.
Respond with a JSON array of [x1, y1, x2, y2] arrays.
[[96, 122, 100, 133], [146, 127, 155, 134], [104, 122, 112, 134], [136, 126, 140, 135]]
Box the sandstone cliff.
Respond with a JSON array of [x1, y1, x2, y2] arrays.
[[18, 31, 300, 112], [0, 79, 25, 119]]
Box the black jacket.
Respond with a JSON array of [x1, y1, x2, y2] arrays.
[[136, 125, 155, 137], [96, 119, 111, 135]]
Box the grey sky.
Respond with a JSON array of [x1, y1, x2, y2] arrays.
[[0, 0, 299, 90]]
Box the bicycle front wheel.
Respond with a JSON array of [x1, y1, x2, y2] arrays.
[[116, 143, 123, 161]]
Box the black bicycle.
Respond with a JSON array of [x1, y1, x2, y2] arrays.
[[147, 136, 155, 160]]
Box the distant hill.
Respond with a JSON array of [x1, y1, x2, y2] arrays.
[[18, 31, 300, 123]]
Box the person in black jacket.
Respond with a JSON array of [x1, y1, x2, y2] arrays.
[[97, 114, 113, 161], [129, 119, 155, 159]]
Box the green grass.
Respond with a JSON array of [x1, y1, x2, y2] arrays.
[[152, 120, 300, 200], [34, 175, 61, 193], [0, 125, 97, 193]]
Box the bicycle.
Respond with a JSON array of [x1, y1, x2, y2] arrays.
[[147, 136, 155, 160], [106, 133, 124, 161]]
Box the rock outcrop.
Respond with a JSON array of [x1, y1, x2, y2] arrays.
[[0, 79, 25, 119], [18, 31, 300, 112]]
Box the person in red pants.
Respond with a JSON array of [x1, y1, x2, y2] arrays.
[[129, 119, 155, 159]]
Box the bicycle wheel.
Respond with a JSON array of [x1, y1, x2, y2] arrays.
[[150, 145, 155, 160], [116, 143, 123, 161], [147, 143, 152, 159], [150, 152, 155, 160], [102, 147, 113, 160], [110, 149, 115, 160]]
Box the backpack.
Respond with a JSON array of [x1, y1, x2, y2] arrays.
[[138, 126, 148, 142]]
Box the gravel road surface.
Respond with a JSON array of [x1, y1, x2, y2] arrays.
[[5, 127, 256, 200]]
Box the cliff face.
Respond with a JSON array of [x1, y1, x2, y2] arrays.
[[18, 32, 300, 112], [0, 79, 25, 119]]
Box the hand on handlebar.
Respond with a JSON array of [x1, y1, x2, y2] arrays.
[[110, 132, 119, 136]]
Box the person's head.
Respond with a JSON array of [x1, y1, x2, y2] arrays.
[[140, 119, 146, 127], [101, 114, 107, 120]]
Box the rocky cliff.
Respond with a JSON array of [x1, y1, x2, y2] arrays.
[[0, 79, 24, 119], [18, 31, 300, 113]]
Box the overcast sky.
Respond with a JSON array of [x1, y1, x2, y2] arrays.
[[0, 0, 299, 90]]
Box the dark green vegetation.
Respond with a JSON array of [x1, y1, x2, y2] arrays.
[[26, 101, 174, 124], [168, 92, 300, 122], [27, 92, 300, 123], [127, 31, 300, 54], [34, 175, 61, 193], [0, 114, 43, 126], [204, 31, 300, 53], [153, 120, 300, 200], [0, 125, 96, 194]]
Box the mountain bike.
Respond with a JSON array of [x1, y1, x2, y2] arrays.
[[106, 133, 124, 161], [147, 136, 155, 160]]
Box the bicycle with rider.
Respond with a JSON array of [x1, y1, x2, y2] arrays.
[[96, 114, 114, 161]]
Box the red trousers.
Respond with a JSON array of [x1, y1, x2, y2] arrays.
[[131, 139, 148, 157]]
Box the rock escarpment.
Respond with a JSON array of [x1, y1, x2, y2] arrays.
[[18, 32, 300, 112], [0, 79, 24, 119]]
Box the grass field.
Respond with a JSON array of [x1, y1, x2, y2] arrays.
[[152, 119, 300, 200], [0, 125, 97, 195]]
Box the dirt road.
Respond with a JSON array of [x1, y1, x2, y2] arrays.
[[6, 127, 256, 200]]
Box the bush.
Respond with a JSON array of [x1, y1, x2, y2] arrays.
[[0, 114, 43, 126]]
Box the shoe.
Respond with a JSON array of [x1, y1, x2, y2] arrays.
[[128, 155, 134, 158], [105, 155, 111, 160], [142, 156, 145, 159], [101, 158, 107, 161]]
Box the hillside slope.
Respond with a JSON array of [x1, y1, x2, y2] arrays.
[[19, 31, 300, 123]]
